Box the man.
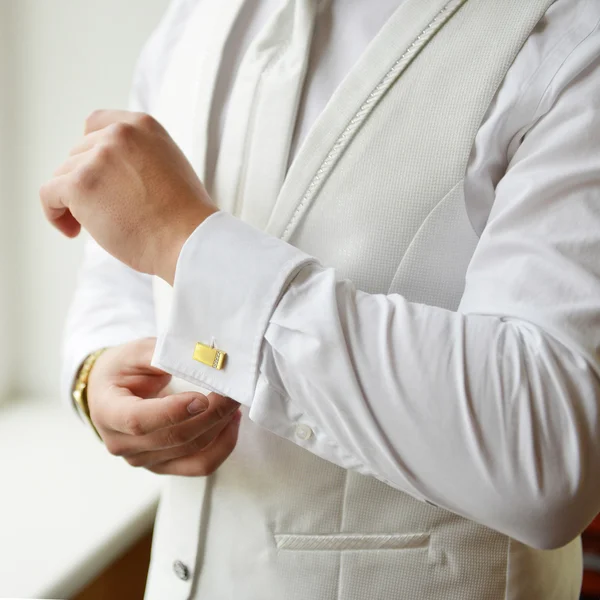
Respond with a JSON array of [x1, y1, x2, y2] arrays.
[[41, 0, 600, 598]]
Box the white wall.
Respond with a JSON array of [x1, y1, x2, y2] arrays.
[[0, 1, 16, 398], [6, 0, 170, 399]]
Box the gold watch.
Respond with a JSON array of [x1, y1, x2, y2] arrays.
[[72, 348, 107, 440]]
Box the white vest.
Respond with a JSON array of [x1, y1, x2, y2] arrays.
[[146, 1, 582, 598]]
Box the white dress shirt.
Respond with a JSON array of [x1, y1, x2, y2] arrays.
[[64, 0, 600, 550]]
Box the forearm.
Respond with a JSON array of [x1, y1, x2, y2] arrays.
[[153, 212, 600, 550], [257, 264, 600, 549]]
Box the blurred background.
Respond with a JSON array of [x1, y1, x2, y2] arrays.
[[0, 0, 168, 401], [1, 1, 599, 599], [0, 2, 169, 599]]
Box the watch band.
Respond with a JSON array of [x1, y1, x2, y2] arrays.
[[72, 348, 107, 440]]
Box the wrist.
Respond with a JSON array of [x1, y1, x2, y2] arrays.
[[157, 205, 218, 285], [72, 348, 108, 440]]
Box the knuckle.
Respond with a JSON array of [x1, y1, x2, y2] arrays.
[[163, 427, 186, 448], [85, 109, 104, 130], [39, 181, 51, 201], [93, 145, 112, 165], [164, 406, 179, 429], [135, 112, 157, 130], [123, 413, 145, 437], [185, 436, 210, 455], [74, 165, 98, 191], [213, 398, 238, 421], [109, 121, 135, 143], [211, 399, 229, 421]]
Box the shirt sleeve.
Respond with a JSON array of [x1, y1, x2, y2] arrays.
[[62, 241, 157, 418], [153, 30, 600, 549]]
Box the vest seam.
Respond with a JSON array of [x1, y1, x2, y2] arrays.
[[530, 7, 600, 124], [386, 178, 465, 295], [502, 0, 597, 161], [466, 0, 581, 238]]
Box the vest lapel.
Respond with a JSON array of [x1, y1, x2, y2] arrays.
[[270, 0, 554, 303], [265, 0, 466, 240]]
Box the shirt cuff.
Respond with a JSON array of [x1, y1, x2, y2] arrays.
[[152, 211, 316, 406]]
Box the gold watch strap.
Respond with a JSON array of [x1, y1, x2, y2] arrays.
[[72, 348, 107, 440]]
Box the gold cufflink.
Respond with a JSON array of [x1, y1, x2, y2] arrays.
[[193, 342, 226, 370]]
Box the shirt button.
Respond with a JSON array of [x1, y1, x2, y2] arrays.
[[173, 560, 190, 581], [295, 424, 313, 441]]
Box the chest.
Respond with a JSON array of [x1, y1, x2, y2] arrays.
[[154, 0, 554, 309]]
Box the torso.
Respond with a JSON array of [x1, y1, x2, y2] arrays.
[[145, 1, 590, 598]]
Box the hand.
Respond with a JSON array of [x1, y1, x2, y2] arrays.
[[87, 338, 241, 476], [40, 110, 217, 284]]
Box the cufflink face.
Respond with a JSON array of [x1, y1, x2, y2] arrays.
[[193, 342, 227, 370]]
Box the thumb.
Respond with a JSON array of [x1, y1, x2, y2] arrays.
[[106, 388, 211, 436]]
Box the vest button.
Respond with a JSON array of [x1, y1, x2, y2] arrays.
[[173, 560, 190, 581], [295, 423, 313, 441]]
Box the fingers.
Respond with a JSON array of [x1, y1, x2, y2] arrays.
[[39, 175, 81, 237], [106, 389, 209, 436], [123, 414, 234, 467], [110, 338, 174, 397], [50, 209, 82, 238], [41, 110, 165, 238], [147, 411, 242, 476], [69, 130, 104, 156], [84, 337, 240, 477], [104, 389, 240, 447], [53, 148, 93, 177], [40, 149, 97, 237]]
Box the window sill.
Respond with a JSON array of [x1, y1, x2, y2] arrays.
[[0, 397, 162, 599]]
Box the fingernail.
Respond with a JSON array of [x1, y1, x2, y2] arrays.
[[187, 397, 207, 415], [233, 410, 242, 422]]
